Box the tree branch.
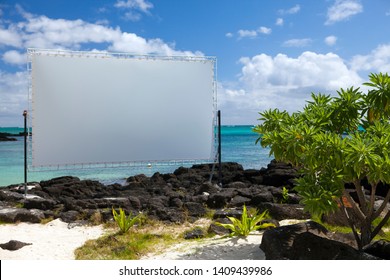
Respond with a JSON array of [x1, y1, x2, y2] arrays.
[[371, 209, 390, 241], [339, 197, 361, 250], [343, 189, 366, 221], [366, 183, 377, 222], [354, 179, 368, 214], [372, 188, 390, 221]]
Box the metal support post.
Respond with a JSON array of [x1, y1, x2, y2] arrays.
[[23, 110, 27, 197], [217, 110, 222, 186]]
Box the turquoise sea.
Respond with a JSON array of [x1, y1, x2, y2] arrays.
[[0, 126, 272, 187]]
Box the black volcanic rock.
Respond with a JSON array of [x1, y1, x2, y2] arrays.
[[0, 133, 17, 141], [0, 161, 305, 224], [260, 160, 299, 187], [0, 240, 32, 251]]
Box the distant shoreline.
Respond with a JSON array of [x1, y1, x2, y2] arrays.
[[0, 133, 18, 142]]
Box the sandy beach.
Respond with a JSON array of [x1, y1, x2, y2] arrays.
[[141, 234, 265, 260], [0, 219, 106, 260], [1, 220, 304, 260], [0, 218, 269, 260]]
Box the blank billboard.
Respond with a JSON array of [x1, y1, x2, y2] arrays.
[[28, 49, 216, 168]]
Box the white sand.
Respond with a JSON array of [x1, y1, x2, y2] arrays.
[[142, 234, 265, 260], [142, 219, 304, 260], [0, 219, 106, 260], [141, 220, 303, 260], [0, 219, 302, 260], [0, 219, 266, 260]]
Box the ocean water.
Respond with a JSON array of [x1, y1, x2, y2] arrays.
[[0, 126, 272, 187]]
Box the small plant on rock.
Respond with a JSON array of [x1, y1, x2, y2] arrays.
[[281, 186, 289, 204], [112, 207, 141, 234], [215, 205, 275, 237]]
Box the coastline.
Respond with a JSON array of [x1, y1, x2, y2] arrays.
[[0, 125, 271, 187]]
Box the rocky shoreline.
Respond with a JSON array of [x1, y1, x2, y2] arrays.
[[0, 132, 19, 141], [1, 160, 389, 259]]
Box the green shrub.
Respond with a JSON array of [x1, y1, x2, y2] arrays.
[[112, 207, 141, 234], [215, 205, 275, 237], [281, 186, 289, 204]]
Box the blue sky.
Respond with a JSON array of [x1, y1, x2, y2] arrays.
[[1, 0, 390, 125]]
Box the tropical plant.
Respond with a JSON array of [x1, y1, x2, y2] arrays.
[[215, 205, 275, 237], [281, 186, 289, 204], [112, 207, 141, 234], [363, 73, 390, 124], [254, 73, 390, 250]]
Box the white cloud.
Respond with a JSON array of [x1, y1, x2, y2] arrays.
[[13, 15, 123, 49], [325, 0, 363, 25], [0, 26, 23, 47], [237, 29, 257, 39], [283, 38, 312, 47], [279, 5, 301, 15], [1, 12, 200, 57], [123, 11, 142, 21], [325, 35, 337, 46], [109, 33, 202, 56], [351, 44, 390, 73], [386, 10, 390, 16], [0, 71, 28, 126], [276, 18, 284, 26], [220, 51, 362, 124], [225, 89, 246, 97], [2, 50, 26, 65], [258, 26, 272, 35], [15, 4, 33, 20], [237, 26, 271, 39], [114, 0, 153, 21], [225, 32, 234, 38], [114, 0, 153, 13]]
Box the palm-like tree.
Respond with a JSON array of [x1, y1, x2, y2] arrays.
[[363, 73, 390, 124]]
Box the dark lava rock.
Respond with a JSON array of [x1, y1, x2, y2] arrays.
[[184, 228, 205, 239], [207, 188, 237, 208], [257, 203, 310, 220], [0, 208, 44, 223], [260, 221, 329, 260], [0, 133, 17, 141], [184, 202, 207, 217], [291, 232, 380, 260], [208, 221, 231, 236], [260, 221, 380, 260], [364, 240, 390, 260], [60, 210, 80, 223], [0, 240, 32, 251], [23, 197, 57, 210], [260, 160, 299, 187], [0, 160, 305, 224]]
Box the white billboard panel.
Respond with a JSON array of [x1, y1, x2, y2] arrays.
[[28, 49, 216, 168]]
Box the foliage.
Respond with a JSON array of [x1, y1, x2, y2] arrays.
[[363, 73, 390, 123], [215, 205, 275, 237], [112, 207, 141, 234], [254, 73, 390, 250], [281, 186, 289, 204]]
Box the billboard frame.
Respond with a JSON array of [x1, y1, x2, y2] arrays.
[[27, 48, 218, 171]]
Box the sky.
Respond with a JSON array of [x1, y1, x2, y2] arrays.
[[0, 0, 390, 126]]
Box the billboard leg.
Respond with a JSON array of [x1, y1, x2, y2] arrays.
[[217, 110, 222, 187], [208, 110, 222, 186], [23, 110, 28, 197]]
